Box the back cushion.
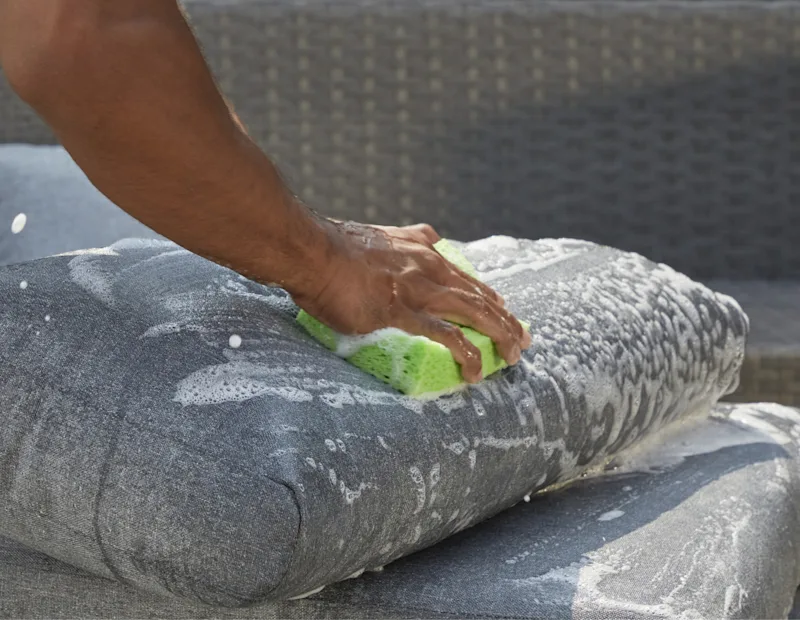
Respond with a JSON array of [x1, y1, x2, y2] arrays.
[[0, 145, 161, 267], [0, 236, 747, 606]]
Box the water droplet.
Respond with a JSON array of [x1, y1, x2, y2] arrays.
[[11, 213, 26, 234]]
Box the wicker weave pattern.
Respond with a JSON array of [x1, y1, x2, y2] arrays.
[[2, 1, 799, 279], [730, 354, 800, 407]]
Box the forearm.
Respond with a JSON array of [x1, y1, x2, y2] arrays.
[[0, 0, 327, 291]]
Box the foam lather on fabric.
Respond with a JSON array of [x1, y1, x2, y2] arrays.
[[297, 239, 529, 396], [0, 236, 748, 608]]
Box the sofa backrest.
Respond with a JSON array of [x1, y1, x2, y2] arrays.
[[1, 0, 798, 280]]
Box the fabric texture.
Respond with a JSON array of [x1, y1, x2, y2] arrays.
[[0, 233, 746, 606], [2, 402, 800, 619], [0, 145, 161, 267]]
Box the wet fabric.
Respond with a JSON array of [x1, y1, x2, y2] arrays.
[[2, 403, 799, 618], [0, 234, 747, 605]]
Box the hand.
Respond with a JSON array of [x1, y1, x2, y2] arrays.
[[292, 220, 531, 383]]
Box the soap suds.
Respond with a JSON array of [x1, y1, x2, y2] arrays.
[[409, 466, 426, 514], [335, 327, 429, 358], [141, 323, 183, 338], [109, 238, 175, 251], [606, 412, 783, 475], [57, 247, 119, 257], [10, 213, 26, 234], [467, 235, 521, 253], [476, 434, 538, 450], [175, 359, 425, 413], [68, 252, 118, 307], [443, 440, 467, 455], [287, 585, 325, 600], [481, 253, 579, 283]]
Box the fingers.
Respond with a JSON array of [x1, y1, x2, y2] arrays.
[[397, 312, 483, 383], [427, 286, 525, 365], [452, 272, 531, 349], [403, 223, 441, 246], [454, 267, 507, 308]]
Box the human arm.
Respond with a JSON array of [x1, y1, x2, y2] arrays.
[[0, 0, 529, 381]]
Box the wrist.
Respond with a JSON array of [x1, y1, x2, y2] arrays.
[[274, 210, 343, 302]]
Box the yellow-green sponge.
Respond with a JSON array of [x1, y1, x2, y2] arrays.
[[296, 240, 529, 397]]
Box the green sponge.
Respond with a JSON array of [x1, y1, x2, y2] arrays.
[[296, 239, 528, 397]]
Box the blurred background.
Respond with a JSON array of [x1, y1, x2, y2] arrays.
[[2, 0, 799, 403]]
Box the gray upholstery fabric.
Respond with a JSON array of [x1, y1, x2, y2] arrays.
[[2, 1, 799, 279], [0, 145, 161, 266], [0, 234, 746, 606], [2, 402, 800, 619]]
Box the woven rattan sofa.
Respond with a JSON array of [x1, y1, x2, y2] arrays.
[[2, 1, 800, 618]]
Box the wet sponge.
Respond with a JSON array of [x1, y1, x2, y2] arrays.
[[296, 240, 529, 397]]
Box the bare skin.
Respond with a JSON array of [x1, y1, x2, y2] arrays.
[[0, 0, 530, 382]]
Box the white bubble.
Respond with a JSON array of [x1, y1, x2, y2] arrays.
[[44, 315, 51, 322], [11, 213, 26, 234], [19, 281, 28, 290], [598, 509, 625, 522], [228, 334, 242, 349]]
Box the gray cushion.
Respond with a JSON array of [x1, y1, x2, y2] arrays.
[[2, 402, 799, 619], [0, 145, 161, 266], [0, 234, 747, 606]]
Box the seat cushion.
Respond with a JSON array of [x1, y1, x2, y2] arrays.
[[2, 402, 799, 619], [0, 234, 747, 606], [0, 145, 161, 267]]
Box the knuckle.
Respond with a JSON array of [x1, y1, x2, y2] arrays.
[[439, 322, 462, 340]]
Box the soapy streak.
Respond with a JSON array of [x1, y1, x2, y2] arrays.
[[174, 360, 425, 413], [480, 253, 579, 282], [605, 408, 790, 475]]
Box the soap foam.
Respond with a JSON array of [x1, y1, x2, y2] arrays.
[[68, 253, 118, 307], [335, 327, 430, 358], [175, 359, 425, 413], [10, 213, 26, 234]]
